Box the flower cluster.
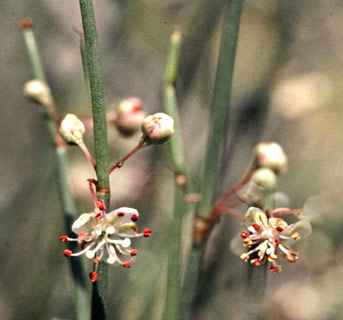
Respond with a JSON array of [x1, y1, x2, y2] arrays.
[[61, 205, 151, 282], [238, 207, 311, 272]]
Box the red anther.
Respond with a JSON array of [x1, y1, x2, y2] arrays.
[[89, 271, 98, 282], [122, 261, 131, 268], [276, 226, 285, 232], [63, 249, 72, 257], [240, 231, 250, 239], [143, 228, 152, 237], [130, 249, 137, 256], [95, 213, 104, 220], [287, 254, 297, 263], [96, 199, 106, 211], [131, 214, 138, 222], [270, 265, 280, 272], [93, 257, 101, 264], [117, 211, 125, 217], [252, 224, 261, 231], [275, 240, 281, 246], [78, 232, 88, 240], [60, 235, 68, 242]]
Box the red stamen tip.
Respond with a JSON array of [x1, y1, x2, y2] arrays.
[[93, 257, 101, 264], [276, 226, 285, 232], [95, 213, 104, 220], [143, 228, 152, 237], [131, 214, 138, 222], [252, 223, 261, 231], [60, 235, 69, 242], [96, 199, 106, 211], [130, 249, 137, 256], [117, 211, 125, 217], [275, 240, 281, 246], [122, 261, 131, 268], [240, 231, 250, 239], [270, 265, 281, 272], [89, 271, 98, 282], [63, 249, 72, 257]]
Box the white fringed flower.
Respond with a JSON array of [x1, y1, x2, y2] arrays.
[[61, 207, 151, 281], [235, 207, 311, 272]]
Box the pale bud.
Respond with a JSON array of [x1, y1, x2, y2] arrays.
[[113, 98, 146, 136], [59, 114, 85, 145], [251, 168, 277, 190], [254, 142, 288, 175], [23, 79, 53, 106], [141, 113, 174, 144]]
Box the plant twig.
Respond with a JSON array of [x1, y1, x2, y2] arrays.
[[21, 18, 90, 320], [78, 0, 110, 318], [162, 28, 187, 320], [182, 1, 243, 317]]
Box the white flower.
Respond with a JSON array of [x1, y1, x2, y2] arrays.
[[234, 207, 311, 272], [61, 207, 151, 281]]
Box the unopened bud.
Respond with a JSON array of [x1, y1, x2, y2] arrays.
[[254, 142, 288, 175], [59, 114, 85, 145], [23, 79, 53, 106], [251, 168, 277, 190], [141, 113, 174, 144], [113, 98, 146, 136]]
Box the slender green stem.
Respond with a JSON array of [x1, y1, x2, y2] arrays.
[[21, 18, 90, 320], [197, 0, 243, 219], [162, 28, 187, 320], [79, 0, 110, 318], [21, 19, 46, 83], [182, 1, 243, 317]]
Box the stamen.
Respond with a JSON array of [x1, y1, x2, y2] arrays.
[[95, 212, 104, 220], [63, 249, 72, 257], [240, 231, 250, 239], [143, 228, 152, 237], [291, 232, 300, 240], [60, 235, 69, 242], [122, 261, 131, 268], [130, 249, 137, 256], [96, 199, 106, 211], [93, 257, 101, 264], [252, 223, 261, 231], [89, 271, 98, 282], [250, 258, 260, 266], [131, 214, 138, 222], [117, 211, 125, 217]]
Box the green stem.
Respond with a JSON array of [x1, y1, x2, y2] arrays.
[[21, 19, 90, 320], [162, 28, 187, 320], [182, 1, 243, 316], [197, 0, 243, 219], [21, 19, 46, 83], [79, 0, 110, 318]]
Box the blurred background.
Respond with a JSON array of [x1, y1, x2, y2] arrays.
[[1, 0, 343, 319]]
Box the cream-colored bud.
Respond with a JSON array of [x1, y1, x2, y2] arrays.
[[142, 113, 174, 144], [254, 142, 288, 175], [251, 168, 277, 190], [23, 79, 53, 106], [114, 98, 146, 136], [59, 113, 85, 145]]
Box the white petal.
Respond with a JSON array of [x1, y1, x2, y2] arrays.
[[72, 213, 94, 234]]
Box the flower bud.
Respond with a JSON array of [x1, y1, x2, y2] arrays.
[[59, 113, 85, 145], [141, 113, 174, 144], [113, 98, 146, 136], [253, 142, 288, 175], [23, 79, 53, 106], [251, 168, 277, 190]]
